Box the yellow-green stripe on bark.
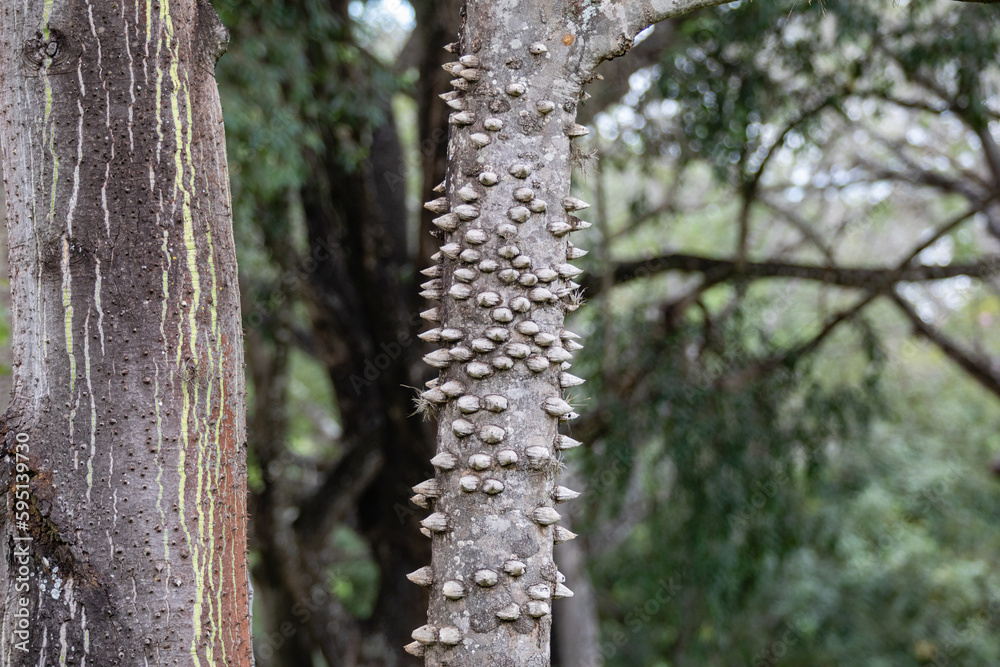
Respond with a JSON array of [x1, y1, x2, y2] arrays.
[[0, 1, 251, 664]]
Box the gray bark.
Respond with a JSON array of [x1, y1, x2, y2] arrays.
[[407, 1, 728, 664], [0, 183, 11, 414], [0, 1, 251, 665], [553, 535, 601, 667], [551, 465, 599, 667]]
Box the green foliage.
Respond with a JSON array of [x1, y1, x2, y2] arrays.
[[575, 300, 887, 665], [570, 1, 1000, 665], [216, 0, 402, 249], [572, 294, 1000, 665], [650, 0, 1000, 180], [328, 526, 381, 619]]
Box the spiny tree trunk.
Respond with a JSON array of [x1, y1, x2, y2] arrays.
[[408, 1, 727, 664], [0, 1, 251, 665]]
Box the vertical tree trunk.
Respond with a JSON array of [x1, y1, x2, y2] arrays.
[[552, 536, 601, 667], [414, 0, 465, 276], [0, 182, 11, 415], [410, 2, 591, 664], [0, 1, 251, 665], [409, 1, 728, 664]]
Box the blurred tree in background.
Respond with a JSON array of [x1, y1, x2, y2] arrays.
[[215, 1, 437, 664], [1, 0, 998, 665]]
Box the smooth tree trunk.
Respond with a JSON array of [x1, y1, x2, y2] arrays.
[[552, 476, 600, 667], [0, 1, 251, 665], [408, 1, 728, 664]]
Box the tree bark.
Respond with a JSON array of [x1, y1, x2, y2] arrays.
[[0, 1, 251, 665], [552, 535, 600, 667], [0, 182, 11, 415], [409, 1, 732, 664], [410, 1, 589, 659]]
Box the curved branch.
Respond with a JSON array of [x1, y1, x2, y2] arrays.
[[587, 0, 731, 64], [760, 197, 837, 262], [581, 21, 677, 125], [589, 202, 987, 295]]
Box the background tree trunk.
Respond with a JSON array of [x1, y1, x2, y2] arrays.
[[0, 1, 251, 665], [552, 537, 601, 667], [551, 465, 600, 667]]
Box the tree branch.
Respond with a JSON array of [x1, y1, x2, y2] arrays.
[[587, 0, 731, 64], [580, 21, 677, 125], [702, 205, 986, 389], [586, 253, 1000, 296], [890, 291, 1000, 398], [716, 291, 879, 391], [644, 0, 736, 25], [594, 202, 987, 296], [760, 196, 837, 263]]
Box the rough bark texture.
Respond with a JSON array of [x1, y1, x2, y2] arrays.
[[0, 1, 250, 665], [409, 4, 589, 661], [409, 1, 731, 664], [0, 183, 11, 414]]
